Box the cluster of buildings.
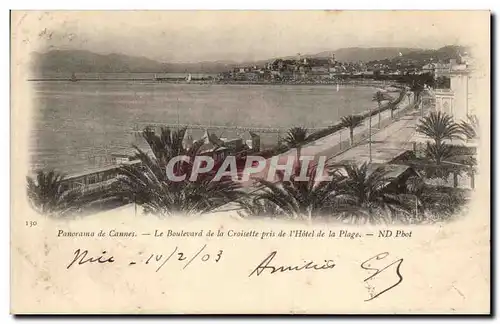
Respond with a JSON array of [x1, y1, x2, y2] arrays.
[[217, 51, 473, 83], [218, 54, 378, 82]]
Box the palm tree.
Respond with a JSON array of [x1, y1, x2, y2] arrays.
[[26, 170, 113, 217], [26, 170, 71, 216], [238, 197, 285, 219], [118, 126, 243, 217], [403, 176, 469, 222], [416, 111, 462, 146], [141, 127, 203, 167], [410, 80, 426, 116], [117, 148, 243, 217], [459, 114, 480, 141], [424, 142, 453, 165], [388, 101, 398, 120], [244, 161, 344, 222], [283, 126, 308, 166], [389, 88, 407, 119], [372, 91, 385, 128], [339, 115, 364, 146], [333, 163, 410, 224]]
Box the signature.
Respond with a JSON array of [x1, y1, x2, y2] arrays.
[[361, 252, 403, 301], [249, 251, 336, 277]]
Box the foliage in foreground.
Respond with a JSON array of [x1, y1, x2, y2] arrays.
[[117, 127, 243, 217], [26, 170, 121, 217], [239, 161, 471, 224], [116, 149, 243, 217]]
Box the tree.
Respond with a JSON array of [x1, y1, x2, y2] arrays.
[[117, 126, 243, 217], [283, 126, 309, 167], [408, 73, 435, 116], [402, 176, 469, 222], [410, 81, 425, 105], [117, 148, 242, 217], [142, 127, 203, 168], [27, 170, 72, 216], [339, 115, 364, 146], [388, 101, 398, 120], [372, 91, 386, 128], [333, 163, 410, 224], [416, 111, 462, 146], [459, 114, 480, 141], [244, 161, 343, 221], [389, 88, 407, 119], [238, 198, 285, 219], [424, 142, 453, 165], [26, 170, 117, 217]]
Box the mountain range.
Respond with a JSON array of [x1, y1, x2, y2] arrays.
[[30, 45, 467, 74]]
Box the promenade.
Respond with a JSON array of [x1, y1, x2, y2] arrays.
[[327, 110, 420, 165], [247, 93, 419, 183]]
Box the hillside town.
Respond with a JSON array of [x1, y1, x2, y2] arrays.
[[216, 51, 472, 85]]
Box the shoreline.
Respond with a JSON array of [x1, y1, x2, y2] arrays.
[[27, 78, 402, 88]]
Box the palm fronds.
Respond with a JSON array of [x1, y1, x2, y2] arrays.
[[424, 142, 453, 165], [403, 176, 470, 222], [283, 127, 308, 148], [26, 170, 119, 217], [372, 91, 386, 105], [332, 163, 411, 224], [459, 114, 480, 140], [339, 115, 364, 145], [416, 111, 462, 145], [117, 156, 242, 217], [119, 127, 243, 217], [244, 160, 343, 219]]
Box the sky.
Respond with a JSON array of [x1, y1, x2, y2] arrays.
[[13, 11, 489, 63]]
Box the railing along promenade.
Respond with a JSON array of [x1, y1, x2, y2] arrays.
[[132, 123, 328, 134]]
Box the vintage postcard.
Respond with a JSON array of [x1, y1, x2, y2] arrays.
[[10, 11, 490, 314]]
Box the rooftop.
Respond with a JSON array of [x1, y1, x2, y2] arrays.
[[63, 160, 141, 180]]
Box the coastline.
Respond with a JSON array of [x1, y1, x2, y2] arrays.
[[27, 78, 401, 88]]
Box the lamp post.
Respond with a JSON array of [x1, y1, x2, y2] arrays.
[[177, 98, 180, 128], [369, 106, 372, 164], [415, 195, 418, 219], [339, 129, 342, 150]]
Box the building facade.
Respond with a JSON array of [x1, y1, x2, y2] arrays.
[[433, 59, 475, 122]]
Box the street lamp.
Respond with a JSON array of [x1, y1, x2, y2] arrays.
[[339, 128, 342, 150], [177, 97, 180, 128], [369, 106, 372, 163]]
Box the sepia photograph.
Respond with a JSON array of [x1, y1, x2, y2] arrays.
[[10, 10, 491, 314]]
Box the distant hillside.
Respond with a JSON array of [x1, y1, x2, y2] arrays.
[[397, 45, 469, 63], [30, 50, 239, 74], [311, 47, 421, 62], [30, 46, 467, 75], [31, 50, 165, 73]]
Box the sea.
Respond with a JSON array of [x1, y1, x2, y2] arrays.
[[29, 76, 380, 175]]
